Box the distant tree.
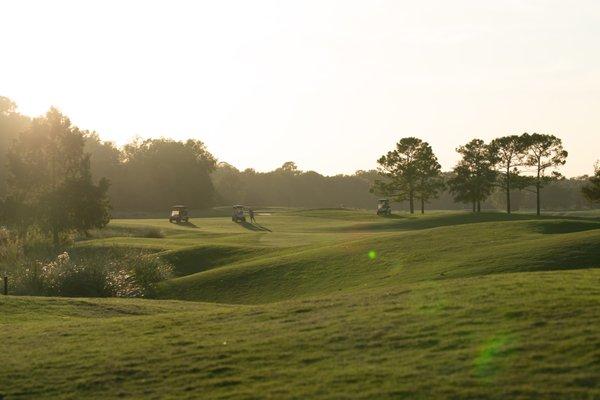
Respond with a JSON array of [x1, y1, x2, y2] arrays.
[[448, 139, 496, 212], [415, 176, 444, 214], [581, 162, 600, 203], [489, 135, 527, 214], [211, 162, 244, 205], [84, 132, 122, 183], [414, 145, 443, 214], [0, 96, 31, 198], [6, 108, 110, 246], [374, 137, 440, 214], [119, 138, 217, 211], [521, 133, 568, 216], [278, 161, 300, 174], [0, 96, 16, 113]]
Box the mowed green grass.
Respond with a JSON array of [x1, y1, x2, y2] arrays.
[[1, 209, 599, 399]]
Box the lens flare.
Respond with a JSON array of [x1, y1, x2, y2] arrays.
[[474, 335, 512, 378], [368, 250, 377, 260]]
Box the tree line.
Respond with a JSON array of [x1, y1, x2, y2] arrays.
[[0, 98, 217, 246], [1, 96, 599, 246], [212, 161, 379, 209], [0, 104, 110, 246], [371, 134, 596, 216]]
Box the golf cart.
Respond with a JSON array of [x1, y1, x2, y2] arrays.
[[169, 205, 189, 223], [232, 205, 246, 223], [377, 199, 391, 216]]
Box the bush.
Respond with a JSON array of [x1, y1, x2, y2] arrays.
[[0, 227, 23, 269], [1, 226, 172, 298], [7, 243, 173, 298], [127, 254, 172, 296]]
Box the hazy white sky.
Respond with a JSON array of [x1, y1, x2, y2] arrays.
[[1, 0, 599, 176]]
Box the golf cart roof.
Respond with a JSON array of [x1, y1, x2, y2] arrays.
[[378, 199, 389, 202], [233, 205, 245, 209], [172, 205, 187, 209]]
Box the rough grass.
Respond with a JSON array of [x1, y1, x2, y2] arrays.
[[1, 209, 599, 399]]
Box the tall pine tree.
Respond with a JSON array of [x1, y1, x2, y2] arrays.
[[448, 139, 496, 212], [374, 137, 441, 214]]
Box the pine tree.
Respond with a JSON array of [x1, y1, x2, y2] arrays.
[[374, 137, 442, 214], [448, 139, 496, 212]]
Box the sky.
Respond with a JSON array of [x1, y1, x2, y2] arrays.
[[1, 0, 599, 176]]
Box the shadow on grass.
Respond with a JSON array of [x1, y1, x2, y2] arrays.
[[174, 221, 199, 228], [325, 212, 600, 233], [532, 220, 600, 234], [239, 221, 272, 232], [378, 213, 406, 219]]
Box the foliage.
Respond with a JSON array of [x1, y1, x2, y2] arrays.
[[211, 162, 245, 205], [11, 249, 173, 298], [488, 135, 528, 213], [0, 96, 594, 215], [0, 96, 31, 199], [414, 144, 444, 213], [582, 163, 600, 203], [448, 139, 496, 211], [374, 137, 442, 213], [212, 162, 380, 209], [1, 227, 173, 298], [520, 133, 568, 215], [4, 108, 110, 245], [114, 138, 217, 211], [0, 227, 23, 270]]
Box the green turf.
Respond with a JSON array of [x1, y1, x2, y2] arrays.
[[2, 209, 599, 399]]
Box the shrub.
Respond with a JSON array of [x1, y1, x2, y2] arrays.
[[126, 253, 172, 296], [10, 247, 173, 298], [2, 226, 173, 298], [0, 227, 23, 271]]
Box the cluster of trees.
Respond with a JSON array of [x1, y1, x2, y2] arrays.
[[374, 135, 597, 215], [372, 138, 443, 214], [214, 162, 597, 211], [0, 97, 29, 197], [212, 161, 379, 208], [1, 95, 598, 240], [0, 106, 110, 246], [449, 134, 568, 215], [0, 97, 217, 245], [582, 164, 600, 203], [84, 135, 216, 211]]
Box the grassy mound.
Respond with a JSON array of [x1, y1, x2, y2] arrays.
[[2, 209, 599, 399], [155, 218, 600, 304], [2, 269, 599, 399]]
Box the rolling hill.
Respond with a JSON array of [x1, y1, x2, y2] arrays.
[[1, 209, 599, 399]]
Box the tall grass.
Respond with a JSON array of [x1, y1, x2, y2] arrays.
[[0, 228, 172, 297]]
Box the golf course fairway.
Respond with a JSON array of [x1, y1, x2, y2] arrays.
[[2, 209, 599, 399]]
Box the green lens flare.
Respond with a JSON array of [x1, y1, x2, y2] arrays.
[[474, 335, 511, 378], [368, 250, 377, 260]]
